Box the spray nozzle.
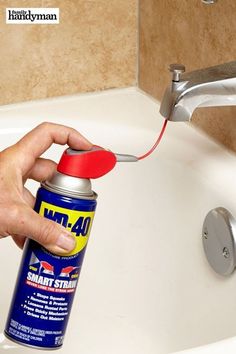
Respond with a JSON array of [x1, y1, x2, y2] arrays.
[[114, 153, 138, 162], [57, 146, 138, 179], [57, 118, 168, 179]]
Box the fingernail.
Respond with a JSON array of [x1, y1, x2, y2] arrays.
[[57, 232, 76, 252]]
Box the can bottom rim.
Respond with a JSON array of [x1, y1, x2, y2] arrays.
[[4, 331, 62, 351]]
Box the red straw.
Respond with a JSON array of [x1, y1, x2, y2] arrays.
[[137, 119, 168, 160]]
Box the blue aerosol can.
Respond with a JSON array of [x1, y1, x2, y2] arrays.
[[4, 146, 137, 349]]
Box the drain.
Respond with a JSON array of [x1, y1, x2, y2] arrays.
[[202, 207, 236, 276]]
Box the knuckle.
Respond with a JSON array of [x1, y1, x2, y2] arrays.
[[0, 149, 12, 166], [6, 203, 25, 233], [8, 203, 21, 222], [38, 121, 52, 131]]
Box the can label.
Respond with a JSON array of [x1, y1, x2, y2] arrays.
[[5, 187, 96, 349], [39, 201, 94, 256]]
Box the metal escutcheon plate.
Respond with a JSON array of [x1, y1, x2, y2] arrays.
[[202, 207, 236, 276]]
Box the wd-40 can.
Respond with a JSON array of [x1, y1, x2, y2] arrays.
[[4, 147, 118, 350]]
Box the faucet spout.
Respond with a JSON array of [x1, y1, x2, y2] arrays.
[[159, 61, 236, 122]]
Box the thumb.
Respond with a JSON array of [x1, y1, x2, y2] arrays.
[[8, 204, 76, 255]]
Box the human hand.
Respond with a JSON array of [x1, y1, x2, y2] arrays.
[[0, 122, 92, 254]]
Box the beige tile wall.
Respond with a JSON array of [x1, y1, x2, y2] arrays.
[[0, 0, 137, 105], [2, 0, 236, 151], [139, 0, 236, 151]]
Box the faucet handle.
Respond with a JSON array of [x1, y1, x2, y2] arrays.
[[169, 63, 186, 82]]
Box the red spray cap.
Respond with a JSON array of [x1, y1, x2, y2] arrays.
[[57, 146, 117, 179], [57, 118, 167, 179]]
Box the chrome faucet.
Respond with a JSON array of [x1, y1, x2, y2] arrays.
[[159, 61, 236, 121]]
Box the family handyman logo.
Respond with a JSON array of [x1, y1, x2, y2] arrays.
[[6, 8, 59, 24]]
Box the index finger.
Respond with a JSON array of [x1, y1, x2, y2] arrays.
[[15, 122, 92, 172]]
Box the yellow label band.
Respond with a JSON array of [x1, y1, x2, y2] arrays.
[[39, 201, 95, 256]]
